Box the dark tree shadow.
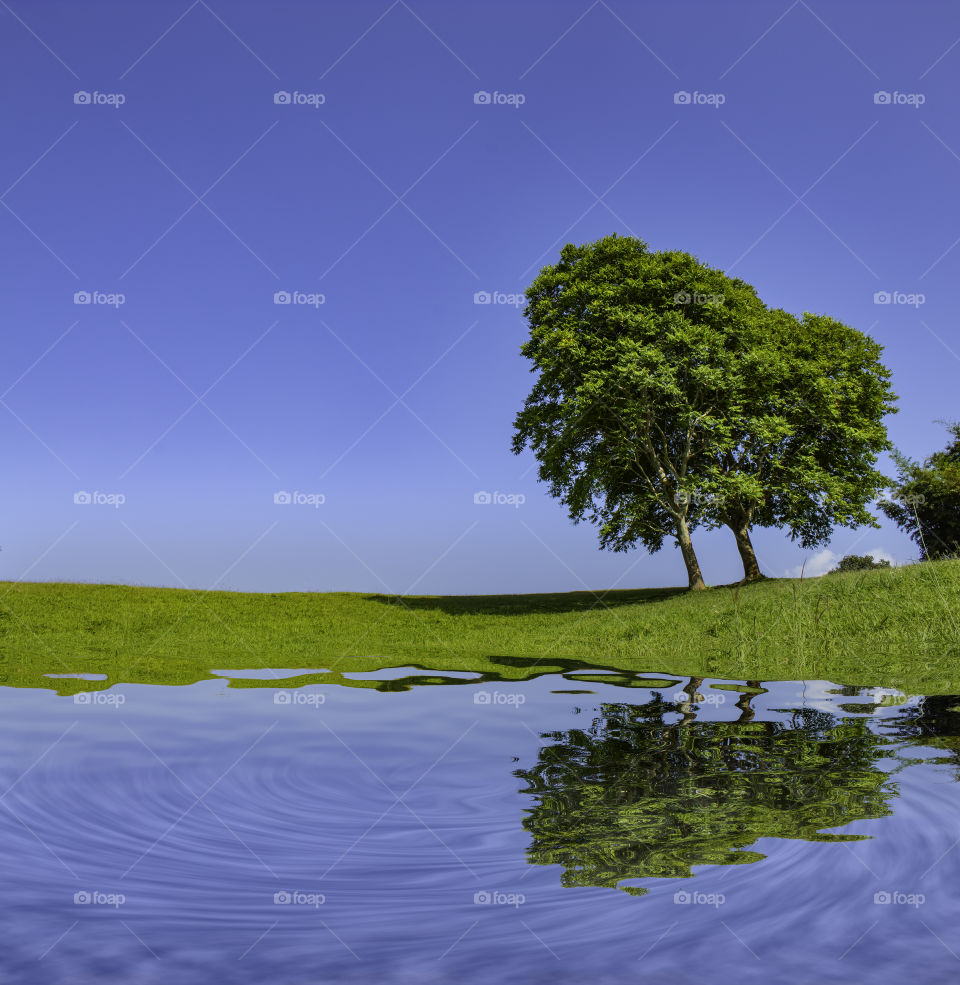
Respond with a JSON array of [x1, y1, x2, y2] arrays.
[[362, 586, 688, 615], [341, 655, 688, 692]]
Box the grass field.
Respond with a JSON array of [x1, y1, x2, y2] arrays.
[[1, 559, 958, 695]]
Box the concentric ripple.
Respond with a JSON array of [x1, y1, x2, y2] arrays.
[[1, 675, 959, 984]]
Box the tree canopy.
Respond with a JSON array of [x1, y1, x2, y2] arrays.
[[512, 234, 897, 588]]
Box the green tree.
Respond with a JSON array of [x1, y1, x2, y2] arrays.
[[511, 235, 769, 590], [706, 308, 897, 580], [879, 423, 960, 560], [511, 235, 897, 587], [829, 554, 891, 573]]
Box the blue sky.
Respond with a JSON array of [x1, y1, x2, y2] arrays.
[[2, 0, 958, 593]]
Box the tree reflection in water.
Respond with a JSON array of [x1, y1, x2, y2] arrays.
[[515, 681, 902, 896]]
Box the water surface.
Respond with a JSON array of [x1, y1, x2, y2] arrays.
[[2, 669, 959, 983]]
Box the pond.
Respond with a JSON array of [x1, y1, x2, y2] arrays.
[[2, 667, 959, 983]]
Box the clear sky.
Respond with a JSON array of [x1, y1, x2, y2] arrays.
[[2, 0, 958, 594]]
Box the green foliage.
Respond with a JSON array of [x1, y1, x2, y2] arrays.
[[515, 699, 895, 893], [830, 554, 892, 573], [879, 423, 960, 560], [516, 690, 960, 896], [511, 235, 767, 565], [511, 234, 898, 586], [724, 308, 897, 547]]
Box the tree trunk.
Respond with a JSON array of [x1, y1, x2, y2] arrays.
[[683, 676, 705, 704], [735, 682, 764, 722], [676, 517, 706, 590], [677, 677, 705, 723], [729, 520, 764, 583]]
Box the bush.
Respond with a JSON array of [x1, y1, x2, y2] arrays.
[[830, 554, 892, 573], [879, 423, 960, 560]]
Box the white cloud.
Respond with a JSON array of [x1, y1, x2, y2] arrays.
[[863, 547, 897, 567], [785, 549, 839, 579]]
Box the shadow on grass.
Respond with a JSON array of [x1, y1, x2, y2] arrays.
[[363, 586, 688, 615]]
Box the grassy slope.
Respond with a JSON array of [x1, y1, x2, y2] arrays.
[[0, 559, 958, 694]]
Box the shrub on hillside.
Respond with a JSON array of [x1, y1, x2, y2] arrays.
[[829, 554, 892, 573]]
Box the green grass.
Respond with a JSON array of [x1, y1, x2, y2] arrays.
[[1, 559, 958, 695]]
